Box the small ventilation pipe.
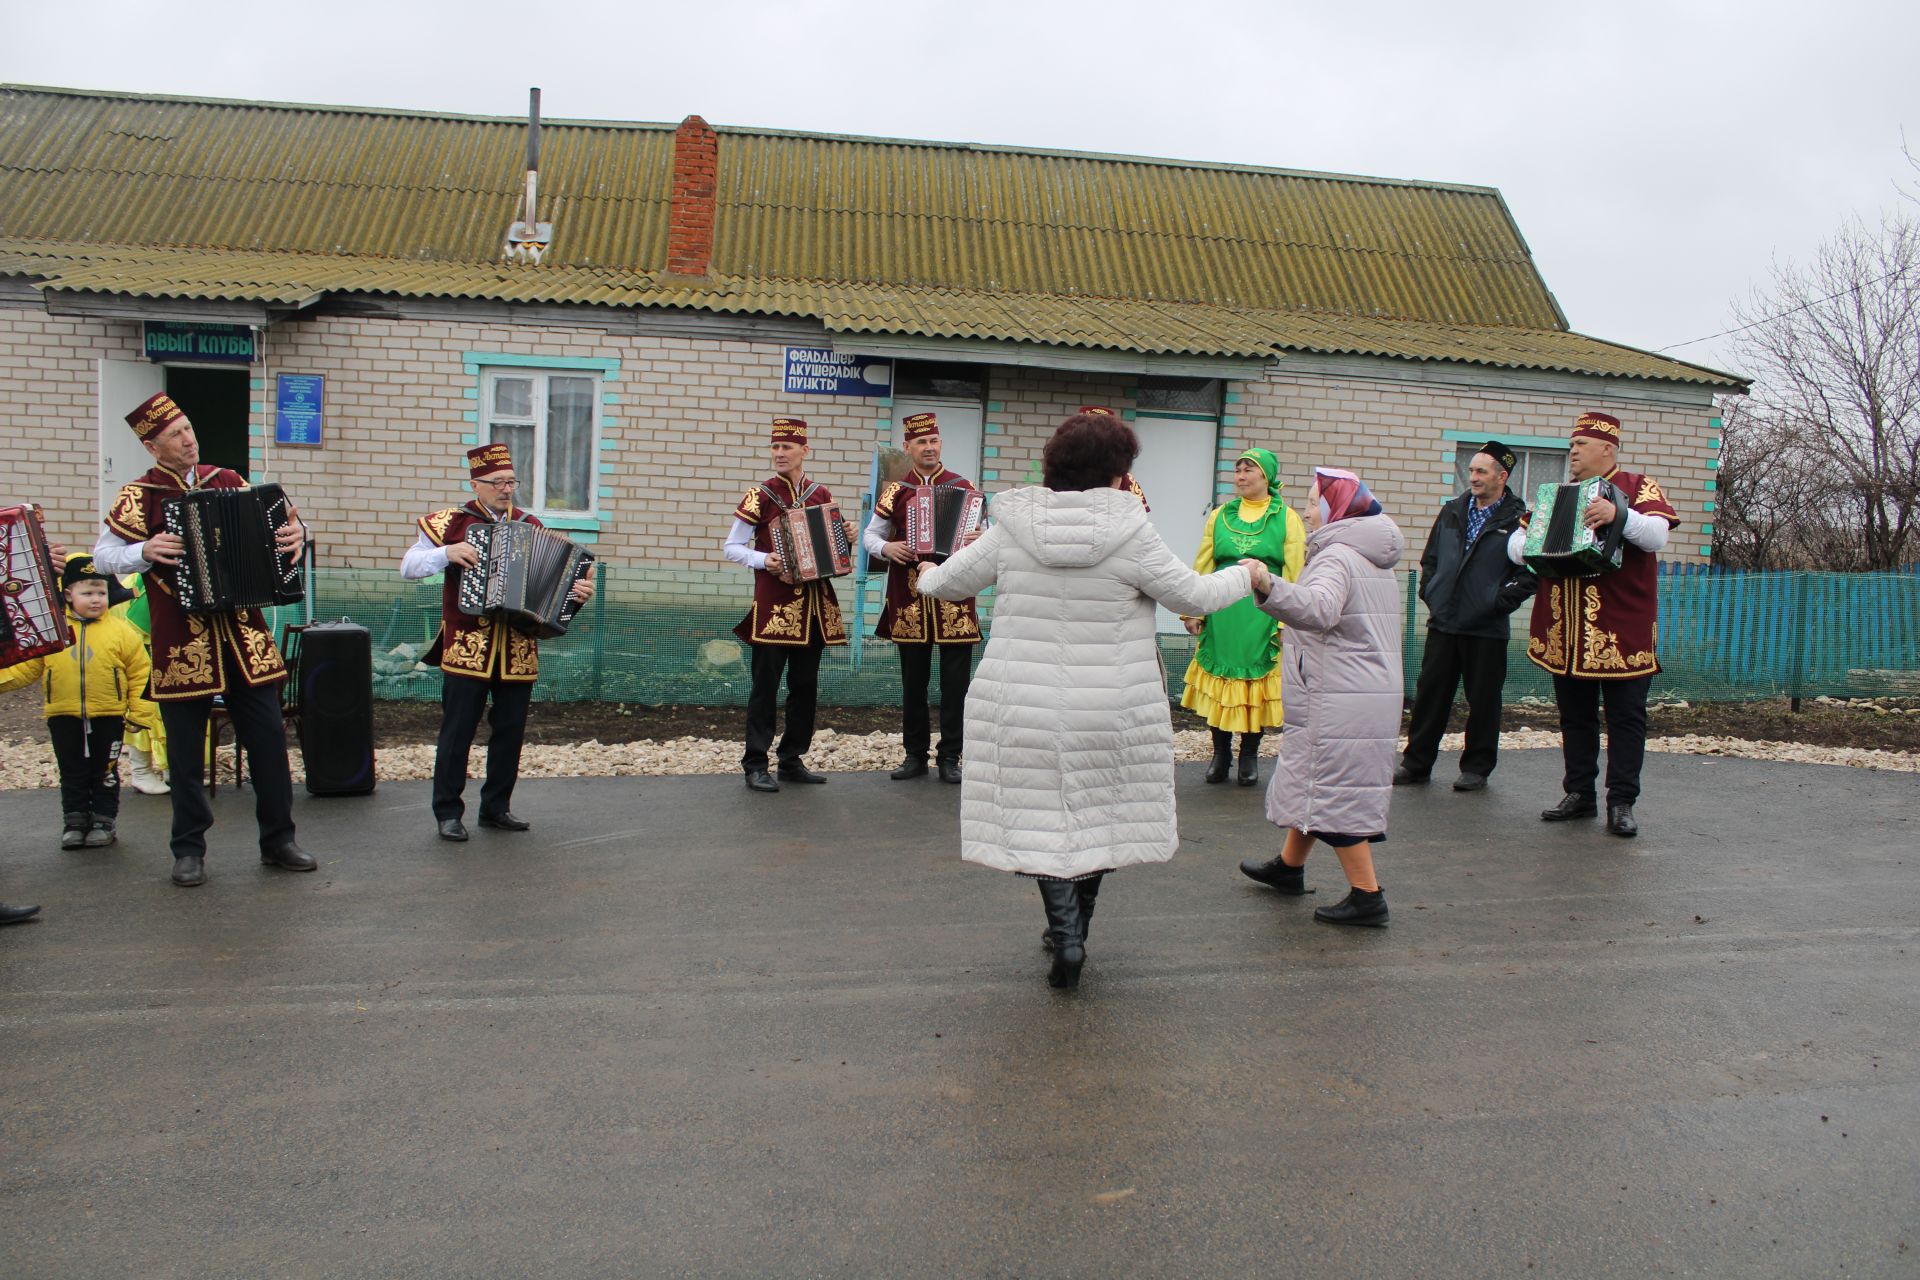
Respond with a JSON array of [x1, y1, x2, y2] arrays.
[[504, 88, 552, 265]]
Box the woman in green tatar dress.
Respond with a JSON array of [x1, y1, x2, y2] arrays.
[[1180, 448, 1307, 785]]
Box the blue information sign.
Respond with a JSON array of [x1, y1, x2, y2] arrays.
[[783, 347, 892, 396], [275, 374, 324, 446]]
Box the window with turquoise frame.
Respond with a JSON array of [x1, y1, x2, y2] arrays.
[[482, 368, 599, 515]]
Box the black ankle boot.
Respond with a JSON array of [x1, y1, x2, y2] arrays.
[[1239, 855, 1311, 895], [1237, 734, 1261, 786], [61, 812, 90, 851], [1204, 728, 1232, 784], [1313, 886, 1389, 927], [1036, 880, 1085, 988]]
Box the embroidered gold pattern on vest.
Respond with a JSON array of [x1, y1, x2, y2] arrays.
[[152, 616, 215, 690]]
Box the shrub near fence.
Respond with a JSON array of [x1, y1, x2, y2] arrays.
[[307, 565, 1920, 708]]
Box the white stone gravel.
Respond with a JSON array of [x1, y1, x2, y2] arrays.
[[1, 724, 1914, 791]]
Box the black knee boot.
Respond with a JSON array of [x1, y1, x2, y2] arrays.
[[1237, 733, 1262, 786], [1076, 873, 1103, 945], [1205, 728, 1232, 784], [1036, 879, 1085, 988]]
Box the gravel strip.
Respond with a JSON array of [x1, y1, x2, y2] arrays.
[[2, 726, 1915, 791]]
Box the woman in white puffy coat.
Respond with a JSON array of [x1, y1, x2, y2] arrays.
[[1238, 467, 1405, 927], [917, 413, 1263, 989]]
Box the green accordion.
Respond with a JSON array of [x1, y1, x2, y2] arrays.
[[1522, 476, 1629, 578]]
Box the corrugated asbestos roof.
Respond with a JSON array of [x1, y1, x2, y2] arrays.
[[0, 85, 1743, 387]]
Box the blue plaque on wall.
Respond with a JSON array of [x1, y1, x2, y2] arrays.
[[783, 348, 892, 396], [275, 374, 324, 446]]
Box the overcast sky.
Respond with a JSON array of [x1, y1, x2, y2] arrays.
[[7, 0, 1915, 379]]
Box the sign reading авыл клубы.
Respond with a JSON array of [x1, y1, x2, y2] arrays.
[[142, 321, 256, 364], [783, 348, 891, 396]]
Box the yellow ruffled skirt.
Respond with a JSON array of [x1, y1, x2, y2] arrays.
[[1179, 659, 1284, 734]]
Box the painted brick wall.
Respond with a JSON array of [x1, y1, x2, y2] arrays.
[[0, 307, 142, 538]]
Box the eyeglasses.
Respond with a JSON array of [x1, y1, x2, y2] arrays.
[[477, 477, 519, 489]]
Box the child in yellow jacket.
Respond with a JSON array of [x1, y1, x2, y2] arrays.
[[0, 554, 158, 848]]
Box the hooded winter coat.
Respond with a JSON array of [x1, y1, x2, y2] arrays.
[[1258, 513, 1405, 837], [916, 486, 1251, 878]]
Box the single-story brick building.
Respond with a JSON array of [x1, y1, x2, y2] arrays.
[[1, 84, 1742, 633]]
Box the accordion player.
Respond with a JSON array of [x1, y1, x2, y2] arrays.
[[770, 502, 853, 584], [455, 520, 595, 639], [903, 484, 985, 561], [163, 484, 307, 612], [0, 503, 69, 666], [1521, 476, 1630, 577]]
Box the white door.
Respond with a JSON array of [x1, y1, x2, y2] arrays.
[[892, 398, 983, 483], [1132, 414, 1221, 632], [100, 359, 164, 519]]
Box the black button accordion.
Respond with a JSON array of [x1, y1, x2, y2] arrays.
[[163, 484, 307, 613], [455, 520, 595, 639], [0, 503, 69, 666]]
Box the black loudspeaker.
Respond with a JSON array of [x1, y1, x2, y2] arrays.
[[296, 621, 376, 796]]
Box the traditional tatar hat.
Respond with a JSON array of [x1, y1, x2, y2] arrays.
[[902, 411, 938, 442], [1571, 411, 1622, 446], [125, 391, 186, 441], [1478, 439, 1519, 474], [771, 416, 809, 445], [1077, 405, 1116, 417], [466, 442, 515, 479], [62, 552, 135, 603]]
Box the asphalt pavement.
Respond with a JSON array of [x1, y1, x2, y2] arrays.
[[2, 746, 1916, 1278]]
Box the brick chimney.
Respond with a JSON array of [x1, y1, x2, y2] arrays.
[[667, 115, 718, 279]]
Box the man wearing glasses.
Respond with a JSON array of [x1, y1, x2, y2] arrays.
[[401, 443, 594, 840]]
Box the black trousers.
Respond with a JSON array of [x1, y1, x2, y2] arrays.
[[159, 680, 296, 860], [1553, 673, 1653, 806], [433, 674, 534, 821], [48, 714, 123, 822], [1401, 629, 1510, 779], [897, 641, 973, 763], [742, 641, 823, 772]]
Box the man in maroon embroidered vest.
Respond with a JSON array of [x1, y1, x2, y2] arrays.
[[92, 391, 315, 887], [401, 443, 594, 841], [1508, 411, 1680, 838], [862, 411, 982, 783], [723, 417, 851, 792]]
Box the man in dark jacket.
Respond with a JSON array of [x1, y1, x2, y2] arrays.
[[1396, 440, 1536, 791]]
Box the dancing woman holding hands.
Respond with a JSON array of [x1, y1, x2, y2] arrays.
[[1179, 447, 1305, 786], [916, 412, 1269, 989]]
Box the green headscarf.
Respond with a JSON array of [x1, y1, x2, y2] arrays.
[[1237, 447, 1281, 499]]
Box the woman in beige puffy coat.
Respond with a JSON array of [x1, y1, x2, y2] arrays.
[[1239, 468, 1404, 927], [917, 413, 1262, 989]]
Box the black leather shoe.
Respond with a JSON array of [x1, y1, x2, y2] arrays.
[[0, 902, 42, 925], [776, 761, 827, 784], [1392, 764, 1428, 786], [261, 842, 317, 872], [1452, 773, 1488, 792], [890, 758, 929, 780], [745, 769, 780, 793], [1541, 793, 1599, 822], [438, 819, 470, 842], [1607, 804, 1639, 838], [479, 811, 531, 832], [172, 855, 207, 887], [937, 759, 963, 784], [1314, 887, 1389, 927], [1239, 855, 1313, 895]]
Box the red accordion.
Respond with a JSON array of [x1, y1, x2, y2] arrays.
[[771, 503, 852, 583], [0, 504, 69, 667], [903, 484, 984, 560]]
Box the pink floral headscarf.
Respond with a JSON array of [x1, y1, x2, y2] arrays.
[[1311, 467, 1382, 524]]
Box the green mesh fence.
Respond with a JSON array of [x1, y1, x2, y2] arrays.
[[307, 565, 1920, 707]]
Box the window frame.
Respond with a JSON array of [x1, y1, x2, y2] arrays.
[[463, 352, 620, 531]]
